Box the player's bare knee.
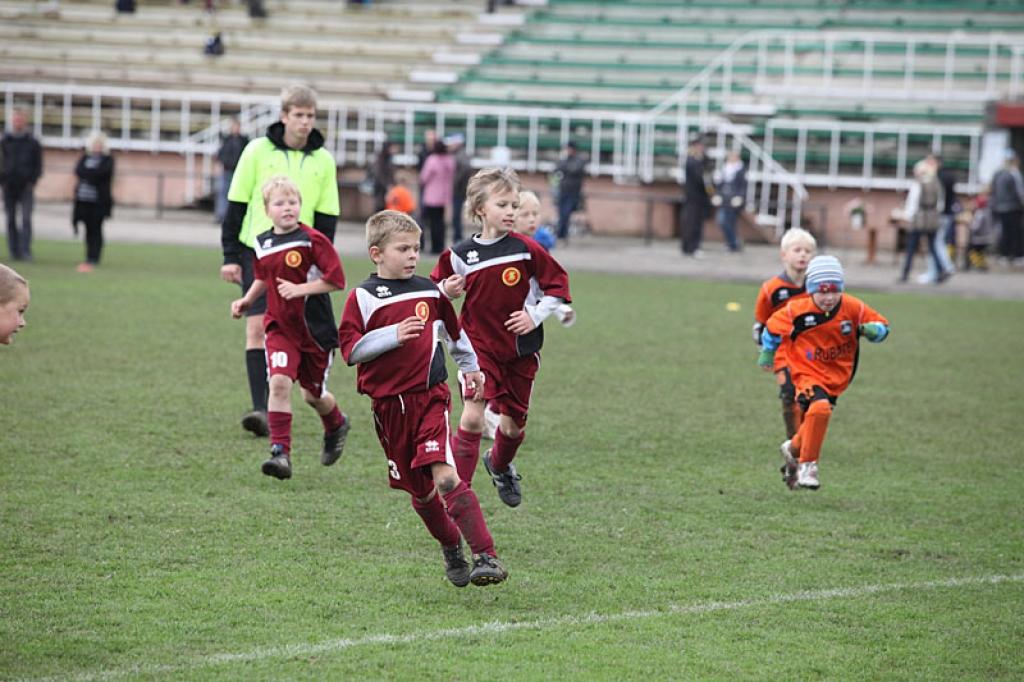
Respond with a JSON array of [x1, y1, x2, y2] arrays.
[[460, 399, 486, 432], [435, 473, 459, 494], [244, 317, 265, 348], [268, 375, 291, 400]]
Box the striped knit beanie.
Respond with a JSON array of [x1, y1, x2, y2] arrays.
[[805, 255, 845, 294]]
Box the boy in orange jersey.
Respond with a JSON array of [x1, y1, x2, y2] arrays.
[[758, 255, 889, 490], [753, 228, 816, 446]]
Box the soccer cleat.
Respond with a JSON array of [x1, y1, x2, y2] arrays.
[[442, 542, 471, 588], [797, 461, 820, 490], [261, 444, 292, 480], [483, 450, 522, 507], [320, 414, 350, 466], [779, 439, 798, 490], [241, 410, 270, 437], [469, 553, 508, 586]]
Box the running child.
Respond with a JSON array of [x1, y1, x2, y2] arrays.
[[230, 176, 349, 480], [753, 227, 816, 462], [338, 210, 507, 587], [758, 255, 890, 490], [431, 169, 572, 507], [0, 264, 30, 345]]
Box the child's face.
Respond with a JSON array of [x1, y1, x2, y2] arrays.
[[373, 231, 420, 279], [266, 191, 301, 232], [515, 196, 540, 236], [477, 187, 519, 236], [0, 284, 30, 345], [782, 242, 815, 273], [812, 290, 841, 313]]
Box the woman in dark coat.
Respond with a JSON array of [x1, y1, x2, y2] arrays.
[[72, 131, 114, 272]]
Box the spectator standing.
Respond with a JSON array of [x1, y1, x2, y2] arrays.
[[204, 32, 225, 56], [215, 119, 248, 223], [448, 133, 472, 243], [370, 140, 396, 213], [935, 155, 959, 270], [71, 131, 115, 273], [418, 139, 455, 254], [415, 129, 436, 222], [712, 150, 746, 252], [1, 107, 43, 262], [990, 149, 1024, 264], [681, 135, 710, 257], [900, 159, 948, 284], [554, 141, 586, 242]]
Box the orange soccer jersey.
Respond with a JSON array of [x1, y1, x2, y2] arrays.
[[766, 293, 888, 398], [755, 274, 806, 372]]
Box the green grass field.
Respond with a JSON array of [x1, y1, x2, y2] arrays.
[[2, 240, 1022, 680]]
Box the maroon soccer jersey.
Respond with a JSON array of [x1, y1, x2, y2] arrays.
[[430, 232, 571, 362], [253, 224, 345, 352], [338, 274, 476, 398]]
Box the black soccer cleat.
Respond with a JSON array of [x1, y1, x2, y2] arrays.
[[442, 542, 471, 588], [320, 414, 351, 466], [469, 553, 508, 586], [261, 444, 292, 480], [241, 410, 269, 437], [483, 450, 522, 507]]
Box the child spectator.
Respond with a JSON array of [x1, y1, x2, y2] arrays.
[[752, 227, 816, 461], [0, 264, 29, 345], [431, 169, 572, 507], [230, 177, 349, 480], [384, 170, 417, 216], [338, 210, 507, 587], [758, 255, 890, 490], [965, 190, 997, 271]]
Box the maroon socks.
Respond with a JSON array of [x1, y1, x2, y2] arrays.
[[268, 411, 292, 454], [442, 481, 496, 556], [451, 427, 482, 484], [490, 428, 525, 473], [412, 493, 461, 548]]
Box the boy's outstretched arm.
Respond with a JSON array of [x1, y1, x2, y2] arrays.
[[859, 322, 890, 343], [231, 278, 267, 318]]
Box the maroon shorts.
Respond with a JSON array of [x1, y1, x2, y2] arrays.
[[461, 350, 539, 427], [264, 330, 333, 398], [371, 383, 454, 498]]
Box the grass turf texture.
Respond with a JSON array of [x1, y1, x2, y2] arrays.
[[2, 240, 1022, 680]]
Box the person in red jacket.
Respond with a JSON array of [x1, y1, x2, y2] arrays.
[[759, 255, 890, 490]]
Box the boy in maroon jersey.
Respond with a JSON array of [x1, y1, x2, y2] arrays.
[[231, 177, 349, 480], [338, 210, 507, 587], [431, 168, 571, 508]]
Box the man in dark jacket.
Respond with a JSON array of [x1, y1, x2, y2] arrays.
[[991, 149, 1024, 261], [555, 141, 586, 242], [1, 108, 43, 262], [214, 118, 249, 223], [681, 135, 710, 257]]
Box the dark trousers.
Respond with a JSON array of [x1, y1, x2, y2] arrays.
[[996, 209, 1023, 259], [452, 195, 465, 243], [423, 205, 446, 255], [557, 190, 580, 240], [77, 202, 106, 264], [717, 206, 741, 251], [900, 229, 942, 280], [3, 183, 34, 260], [681, 199, 705, 254]]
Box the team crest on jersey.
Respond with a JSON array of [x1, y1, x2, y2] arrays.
[[466, 250, 480, 265], [803, 315, 817, 327], [263, 239, 273, 248], [778, 289, 790, 300], [376, 285, 392, 298], [840, 320, 853, 335], [501, 267, 521, 286], [285, 250, 302, 268], [415, 301, 430, 322]]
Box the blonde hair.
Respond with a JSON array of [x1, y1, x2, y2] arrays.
[[464, 167, 521, 227], [280, 84, 317, 113], [518, 189, 540, 208], [780, 227, 817, 252], [261, 175, 302, 205], [85, 130, 109, 154], [0, 264, 28, 305], [366, 210, 421, 250]]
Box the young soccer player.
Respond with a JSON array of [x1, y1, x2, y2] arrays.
[[758, 255, 890, 490], [753, 228, 817, 461], [338, 210, 507, 587], [431, 169, 572, 507], [230, 177, 349, 480], [0, 264, 29, 345]]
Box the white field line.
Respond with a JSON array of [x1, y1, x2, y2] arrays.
[[31, 572, 1024, 682]]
